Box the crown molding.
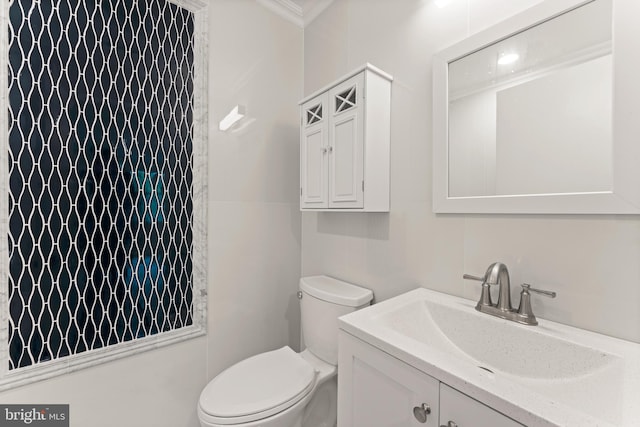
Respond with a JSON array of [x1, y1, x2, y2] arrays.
[[256, 0, 334, 28], [257, 0, 304, 27]]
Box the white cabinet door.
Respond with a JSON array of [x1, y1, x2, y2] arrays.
[[328, 73, 365, 208], [439, 384, 524, 427], [339, 332, 440, 427], [301, 93, 329, 209]]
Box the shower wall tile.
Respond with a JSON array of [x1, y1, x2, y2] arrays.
[[0, 0, 7, 377], [5, 0, 199, 370]]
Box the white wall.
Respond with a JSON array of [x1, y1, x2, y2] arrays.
[[207, 0, 303, 377], [302, 0, 640, 343], [0, 339, 207, 426], [0, 2, 303, 426]]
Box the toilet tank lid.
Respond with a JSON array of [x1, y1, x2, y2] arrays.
[[299, 275, 373, 307]]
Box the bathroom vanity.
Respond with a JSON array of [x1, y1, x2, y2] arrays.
[[337, 288, 640, 427], [338, 329, 522, 427]]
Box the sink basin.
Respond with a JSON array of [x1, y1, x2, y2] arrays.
[[339, 288, 640, 427], [381, 298, 616, 380]]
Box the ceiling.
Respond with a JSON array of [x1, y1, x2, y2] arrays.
[[256, 0, 335, 27]]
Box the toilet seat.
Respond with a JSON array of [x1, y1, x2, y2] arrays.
[[198, 347, 317, 425]]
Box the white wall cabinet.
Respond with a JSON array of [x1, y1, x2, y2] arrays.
[[338, 332, 524, 427], [300, 64, 392, 211]]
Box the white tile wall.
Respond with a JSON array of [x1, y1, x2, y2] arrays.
[[468, 0, 544, 34], [302, 0, 640, 343], [207, 0, 303, 378], [207, 202, 302, 374], [0, 338, 207, 426]]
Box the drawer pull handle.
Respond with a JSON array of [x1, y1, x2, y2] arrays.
[[413, 403, 431, 423]]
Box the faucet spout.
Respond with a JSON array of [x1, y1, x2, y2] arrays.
[[485, 262, 511, 312], [464, 262, 555, 326]]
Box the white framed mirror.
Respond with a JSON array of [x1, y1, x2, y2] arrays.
[[433, 0, 640, 214]]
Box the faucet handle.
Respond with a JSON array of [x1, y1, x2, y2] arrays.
[[521, 283, 556, 298], [517, 283, 556, 325], [463, 273, 493, 308]]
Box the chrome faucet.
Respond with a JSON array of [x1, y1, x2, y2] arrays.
[[463, 262, 556, 326]]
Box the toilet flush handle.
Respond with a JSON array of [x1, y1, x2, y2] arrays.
[[297, 291, 303, 299]]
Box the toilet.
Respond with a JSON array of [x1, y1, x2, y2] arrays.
[[197, 275, 373, 427]]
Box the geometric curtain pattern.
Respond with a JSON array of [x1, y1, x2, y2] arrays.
[[7, 0, 194, 369]]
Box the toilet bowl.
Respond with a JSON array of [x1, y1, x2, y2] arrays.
[[198, 347, 335, 427], [198, 276, 373, 427]]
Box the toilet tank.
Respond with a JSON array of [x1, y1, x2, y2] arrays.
[[300, 275, 373, 365]]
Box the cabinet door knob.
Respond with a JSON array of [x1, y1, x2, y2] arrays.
[[440, 422, 458, 427], [412, 403, 431, 423]]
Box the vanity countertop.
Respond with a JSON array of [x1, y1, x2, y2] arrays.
[[338, 288, 640, 427]]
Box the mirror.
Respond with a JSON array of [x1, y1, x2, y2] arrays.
[[449, 0, 611, 198], [433, 0, 640, 214]]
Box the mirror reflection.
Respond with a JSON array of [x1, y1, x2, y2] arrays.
[[447, 0, 612, 198]]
